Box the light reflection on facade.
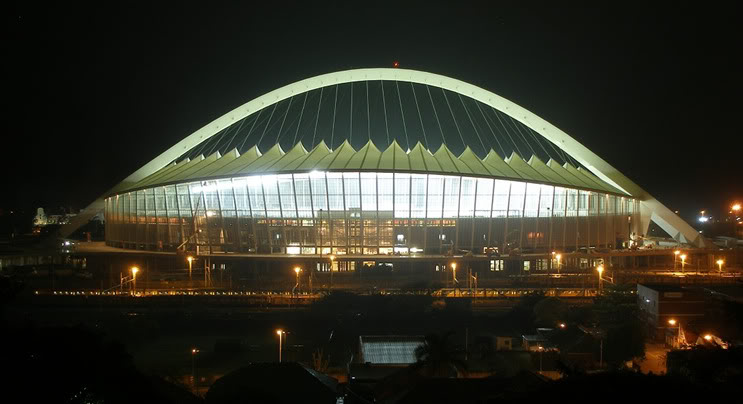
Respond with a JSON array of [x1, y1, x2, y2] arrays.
[[104, 171, 637, 255]]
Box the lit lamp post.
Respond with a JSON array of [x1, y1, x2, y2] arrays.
[[680, 254, 687, 273], [551, 251, 556, 273], [717, 259, 724, 275], [191, 348, 199, 393], [329, 255, 335, 291], [131, 267, 139, 292], [596, 264, 604, 293], [187, 256, 194, 282], [556, 254, 562, 274], [537, 345, 543, 373], [732, 204, 741, 236], [668, 319, 681, 348], [293, 267, 302, 295], [276, 330, 284, 363], [451, 262, 458, 285], [673, 250, 680, 270]]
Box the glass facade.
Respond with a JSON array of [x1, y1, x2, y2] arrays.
[[104, 172, 638, 255]]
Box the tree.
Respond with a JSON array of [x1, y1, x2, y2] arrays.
[[413, 332, 467, 377], [592, 284, 646, 366], [533, 297, 567, 327]]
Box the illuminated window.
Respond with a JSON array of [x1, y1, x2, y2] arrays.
[[536, 259, 549, 271], [427, 175, 444, 218], [360, 173, 377, 211], [443, 177, 460, 218], [490, 259, 504, 271], [459, 177, 476, 217], [475, 178, 494, 217], [527, 232, 544, 240], [508, 182, 526, 218]]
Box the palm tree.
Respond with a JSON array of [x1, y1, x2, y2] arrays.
[[413, 332, 467, 378]]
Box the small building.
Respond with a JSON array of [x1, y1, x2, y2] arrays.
[[496, 336, 514, 351], [521, 328, 553, 351], [637, 284, 705, 341], [349, 335, 425, 384]]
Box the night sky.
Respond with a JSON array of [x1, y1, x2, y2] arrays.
[[4, 2, 741, 224]]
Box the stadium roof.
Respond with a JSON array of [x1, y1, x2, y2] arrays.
[[111, 140, 625, 196]]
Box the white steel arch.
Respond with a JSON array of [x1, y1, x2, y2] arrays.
[[63, 68, 705, 246]]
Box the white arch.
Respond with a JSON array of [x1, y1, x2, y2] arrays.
[[62, 68, 704, 246]]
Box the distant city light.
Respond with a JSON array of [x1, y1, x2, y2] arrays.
[[698, 216, 708, 222]]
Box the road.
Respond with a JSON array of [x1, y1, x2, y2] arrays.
[[636, 343, 668, 375]]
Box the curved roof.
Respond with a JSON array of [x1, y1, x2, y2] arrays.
[[106, 68, 641, 197], [114, 140, 625, 196]]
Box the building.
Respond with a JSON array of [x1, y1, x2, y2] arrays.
[[59, 68, 711, 284], [637, 284, 706, 341]]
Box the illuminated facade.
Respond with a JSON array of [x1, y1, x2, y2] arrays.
[[89, 68, 703, 264], [104, 156, 637, 255]]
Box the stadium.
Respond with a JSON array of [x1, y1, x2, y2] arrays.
[[63, 68, 707, 287]]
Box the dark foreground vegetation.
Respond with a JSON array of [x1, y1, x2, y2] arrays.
[[3, 276, 743, 403]]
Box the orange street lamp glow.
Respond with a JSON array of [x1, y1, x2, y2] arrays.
[[668, 319, 677, 326], [680, 254, 687, 271], [276, 330, 284, 362], [733, 204, 741, 212], [704, 335, 712, 341], [294, 267, 301, 275], [131, 267, 139, 291], [717, 259, 724, 272]]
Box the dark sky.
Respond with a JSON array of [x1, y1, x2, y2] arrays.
[[4, 2, 741, 223]]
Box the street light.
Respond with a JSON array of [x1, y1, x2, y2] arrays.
[[191, 348, 199, 393], [673, 250, 680, 270], [329, 255, 335, 291], [596, 264, 604, 293], [704, 334, 712, 341], [451, 262, 458, 285], [556, 254, 562, 274], [131, 267, 139, 292], [680, 254, 687, 273], [293, 267, 302, 295], [537, 345, 543, 373], [717, 259, 724, 274], [187, 256, 194, 281], [276, 330, 284, 362], [668, 319, 681, 348]]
